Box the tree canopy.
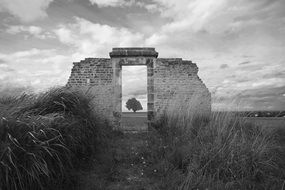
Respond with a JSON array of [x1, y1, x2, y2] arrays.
[[125, 98, 143, 112]]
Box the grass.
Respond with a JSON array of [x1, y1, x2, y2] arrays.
[[1, 88, 284, 190], [0, 87, 115, 190], [143, 94, 285, 190]]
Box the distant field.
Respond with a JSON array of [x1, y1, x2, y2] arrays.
[[120, 111, 285, 132], [244, 117, 285, 129], [122, 112, 147, 117], [120, 112, 285, 131], [121, 112, 147, 131]]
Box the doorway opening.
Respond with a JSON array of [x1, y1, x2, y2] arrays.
[[121, 65, 148, 131]]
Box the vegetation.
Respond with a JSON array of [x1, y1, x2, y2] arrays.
[[1, 88, 284, 190], [0, 87, 115, 190], [143, 94, 285, 189], [125, 98, 143, 112], [241, 111, 285, 117]]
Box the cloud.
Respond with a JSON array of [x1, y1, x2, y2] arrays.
[[146, 0, 229, 34], [88, 0, 148, 8], [239, 61, 251, 65], [237, 63, 264, 71], [263, 71, 285, 79], [0, 59, 6, 64], [122, 66, 147, 111], [0, 63, 34, 96], [0, 0, 54, 22], [6, 25, 42, 35], [0, 48, 72, 92], [220, 64, 229, 69], [122, 66, 147, 96], [236, 86, 285, 110], [0, 85, 34, 97], [143, 0, 285, 57], [209, 59, 285, 110], [212, 85, 285, 111], [6, 25, 52, 39], [54, 17, 145, 59], [89, 0, 125, 7], [0, 63, 15, 73]]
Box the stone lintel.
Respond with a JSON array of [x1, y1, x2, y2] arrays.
[[109, 47, 158, 58], [158, 58, 183, 61]]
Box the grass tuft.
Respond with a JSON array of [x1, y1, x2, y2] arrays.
[[146, 93, 285, 190], [0, 87, 114, 190]]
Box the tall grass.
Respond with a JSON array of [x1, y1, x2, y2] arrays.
[[147, 93, 285, 190], [0, 87, 113, 190]]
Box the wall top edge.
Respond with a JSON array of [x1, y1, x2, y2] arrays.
[[110, 47, 158, 58]]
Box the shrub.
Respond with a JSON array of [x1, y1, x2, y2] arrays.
[[0, 87, 113, 190], [0, 117, 69, 190]]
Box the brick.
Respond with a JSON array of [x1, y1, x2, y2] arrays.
[[67, 47, 211, 129]]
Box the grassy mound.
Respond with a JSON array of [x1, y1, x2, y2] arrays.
[[0, 87, 113, 190]]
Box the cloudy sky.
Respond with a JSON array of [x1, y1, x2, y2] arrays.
[[0, 0, 284, 111], [122, 66, 147, 112]]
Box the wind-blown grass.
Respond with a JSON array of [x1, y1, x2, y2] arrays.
[[0, 87, 113, 190], [1, 88, 284, 189], [146, 93, 285, 190]]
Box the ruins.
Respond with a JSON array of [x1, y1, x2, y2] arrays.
[[67, 47, 211, 129]]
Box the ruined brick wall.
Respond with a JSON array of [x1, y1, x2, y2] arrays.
[[154, 58, 211, 116], [66, 48, 211, 128], [66, 58, 114, 120]]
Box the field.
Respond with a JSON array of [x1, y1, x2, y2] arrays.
[[121, 112, 285, 131], [244, 117, 285, 129], [1, 88, 285, 190], [121, 112, 285, 132], [121, 112, 148, 131], [122, 112, 147, 117]]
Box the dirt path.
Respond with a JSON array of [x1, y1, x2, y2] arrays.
[[79, 132, 159, 190], [106, 132, 155, 190]]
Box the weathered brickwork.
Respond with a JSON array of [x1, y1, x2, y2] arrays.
[[67, 48, 211, 129], [67, 58, 114, 120], [154, 58, 211, 116]]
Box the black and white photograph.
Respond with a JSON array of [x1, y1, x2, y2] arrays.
[[0, 0, 285, 189]]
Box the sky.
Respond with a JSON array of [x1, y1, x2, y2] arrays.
[[122, 66, 147, 112], [0, 0, 284, 111]]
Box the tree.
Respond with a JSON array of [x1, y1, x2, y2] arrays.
[[125, 98, 143, 112]]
